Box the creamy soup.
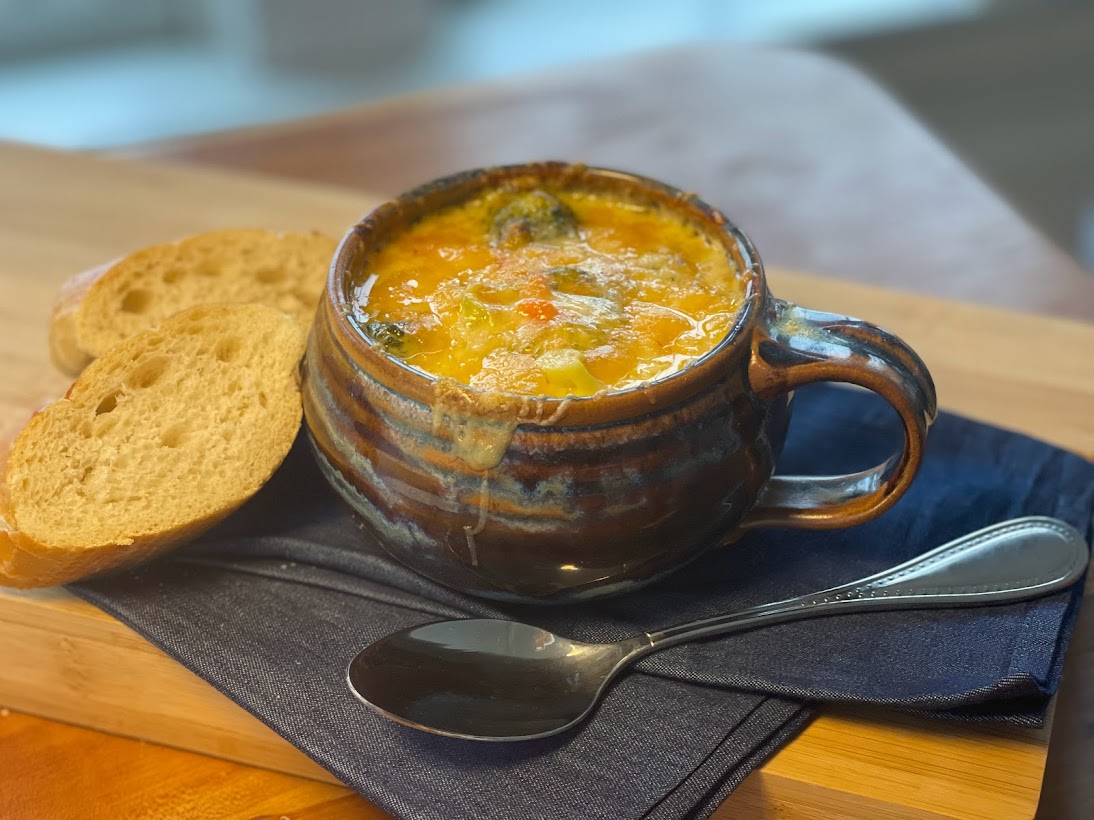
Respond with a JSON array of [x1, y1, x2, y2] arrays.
[[350, 187, 745, 398]]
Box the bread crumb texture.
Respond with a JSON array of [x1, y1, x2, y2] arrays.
[[75, 229, 335, 359], [1, 304, 304, 586]]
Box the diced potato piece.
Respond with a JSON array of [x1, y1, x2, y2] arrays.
[[537, 348, 605, 396]]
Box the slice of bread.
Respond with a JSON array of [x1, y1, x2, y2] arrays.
[[1, 304, 305, 588], [49, 228, 336, 376]]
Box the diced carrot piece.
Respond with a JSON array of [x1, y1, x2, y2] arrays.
[[515, 299, 559, 321]]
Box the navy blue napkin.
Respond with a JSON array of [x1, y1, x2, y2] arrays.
[[71, 385, 1094, 819]]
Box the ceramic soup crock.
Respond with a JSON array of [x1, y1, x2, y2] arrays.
[[302, 163, 937, 603]]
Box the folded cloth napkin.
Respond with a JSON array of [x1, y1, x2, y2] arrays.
[[71, 385, 1094, 820]]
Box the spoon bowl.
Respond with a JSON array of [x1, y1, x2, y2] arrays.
[[348, 620, 648, 740]]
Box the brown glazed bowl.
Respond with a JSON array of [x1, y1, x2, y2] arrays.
[[302, 163, 937, 603]]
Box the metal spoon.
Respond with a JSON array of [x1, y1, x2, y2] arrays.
[[347, 516, 1088, 741]]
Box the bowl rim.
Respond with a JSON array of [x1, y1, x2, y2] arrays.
[[322, 161, 768, 421]]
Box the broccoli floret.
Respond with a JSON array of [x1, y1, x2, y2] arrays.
[[490, 190, 577, 246], [365, 321, 409, 355]]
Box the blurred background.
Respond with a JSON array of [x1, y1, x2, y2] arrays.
[[1, 0, 1091, 269]]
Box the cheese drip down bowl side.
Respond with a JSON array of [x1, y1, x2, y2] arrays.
[[302, 162, 937, 603]]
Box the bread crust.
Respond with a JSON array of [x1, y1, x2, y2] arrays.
[[48, 260, 116, 377], [0, 506, 232, 588]]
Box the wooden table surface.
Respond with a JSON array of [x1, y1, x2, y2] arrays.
[[3, 45, 1093, 819]]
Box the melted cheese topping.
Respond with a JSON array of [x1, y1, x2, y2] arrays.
[[351, 187, 744, 398]]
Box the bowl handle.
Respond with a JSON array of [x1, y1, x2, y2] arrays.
[[741, 297, 937, 529]]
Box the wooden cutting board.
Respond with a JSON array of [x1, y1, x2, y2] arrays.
[[1, 141, 1092, 820]]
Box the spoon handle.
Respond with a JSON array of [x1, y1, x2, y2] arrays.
[[646, 516, 1088, 652]]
